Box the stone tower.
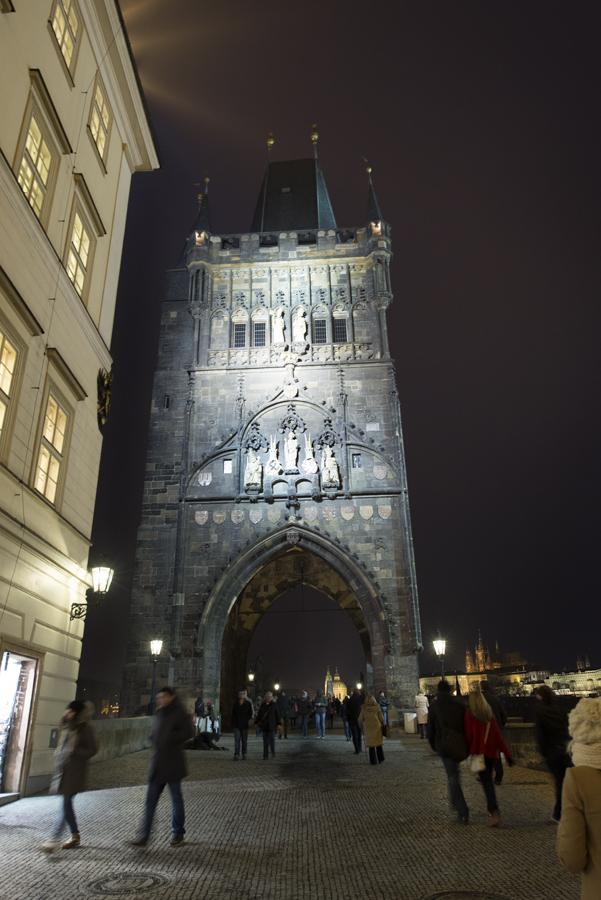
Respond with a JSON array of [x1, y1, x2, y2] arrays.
[[122, 135, 422, 716]]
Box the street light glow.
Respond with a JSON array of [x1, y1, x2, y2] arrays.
[[150, 639, 163, 657], [91, 566, 114, 594], [433, 638, 446, 658], [274, 682, 280, 691], [248, 671, 255, 683]]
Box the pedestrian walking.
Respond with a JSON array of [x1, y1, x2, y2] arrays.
[[464, 687, 513, 827], [534, 685, 573, 822], [41, 701, 97, 852], [314, 690, 328, 739], [378, 691, 390, 736], [347, 688, 364, 754], [231, 690, 253, 760], [415, 690, 429, 739], [481, 681, 507, 784], [427, 680, 470, 824], [297, 690, 312, 737], [276, 690, 291, 739], [557, 697, 601, 900], [131, 686, 194, 847], [341, 696, 351, 741], [359, 695, 385, 764], [256, 691, 281, 759]]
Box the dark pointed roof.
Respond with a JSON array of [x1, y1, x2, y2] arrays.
[[251, 158, 336, 232], [366, 168, 384, 223], [193, 189, 211, 233]]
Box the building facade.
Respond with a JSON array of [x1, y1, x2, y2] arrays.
[[0, 1, 158, 796], [324, 667, 348, 701], [123, 142, 422, 718]]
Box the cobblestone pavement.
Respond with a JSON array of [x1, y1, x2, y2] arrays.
[[0, 734, 579, 900]]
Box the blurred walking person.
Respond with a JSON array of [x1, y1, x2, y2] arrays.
[[378, 691, 390, 736], [347, 688, 364, 754], [314, 690, 328, 739], [415, 689, 429, 739], [534, 685, 573, 822], [231, 690, 253, 760], [131, 687, 194, 847], [276, 690, 291, 739], [41, 701, 97, 852], [557, 697, 601, 900], [256, 691, 280, 759], [359, 695, 385, 764], [428, 680, 470, 824], [481, 681, 507, 784], [341, 696, 351, 741], [464, 688, 513, 827], [298, 690, 312, 738]]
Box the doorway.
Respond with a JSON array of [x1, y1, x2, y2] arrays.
[[0, 650, 39, 796]]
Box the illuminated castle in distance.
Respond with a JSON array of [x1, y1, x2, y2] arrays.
[[465, 631, 527, 674], [324, 667, 348, 700]]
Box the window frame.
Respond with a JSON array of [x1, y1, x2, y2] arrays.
[[87, 74, 112, 169], [312, 318, 327, 345], [0, 315, 25, 462], [64, 197, 96, 304], [333, 317, 348, 344], [233, 322, 247, 349], [31, 381, 73, 509], [48, 0, 82, 83], [14, 98, 60, 227], [252, 320, 266, 347]]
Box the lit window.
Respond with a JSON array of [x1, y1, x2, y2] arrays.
[[17, 114, 52, 218], [34, 392, 68, 504], [66, 211, 91, 297], [51, 0, 79, 73], [0, 330, 17, 440], [312, 319, 327, 344], [352, 453, 362, 469], [233, 323, 246, 348], [333, 318, 347, 343], [89, 80, 111, 162], [253, 321, 266, 347], [223, 459, 233, 474]]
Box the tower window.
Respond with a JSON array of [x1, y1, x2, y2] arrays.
[[253, 321, 266, 347], [333, 318, 347, 343], [223, 459, 233, 474], [312, 319, 327, 344], [352, 453, 362, 469], [233, 323, 246, 348]]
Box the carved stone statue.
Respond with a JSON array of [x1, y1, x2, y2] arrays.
[[292, 307, 307, 343], [244, 448, 262, 489], [301, 432, 318, 475], [272, 308, 286, 344], [284, 430, 299, 472], [266, 435, 282, 475], [321, 444, 340, 488]]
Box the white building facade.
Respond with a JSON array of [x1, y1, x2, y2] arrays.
[[0, 0, 158, 796]]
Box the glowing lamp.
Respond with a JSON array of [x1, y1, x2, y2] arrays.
[[91, 566, 114, 594], [150, 639, 163, 658]]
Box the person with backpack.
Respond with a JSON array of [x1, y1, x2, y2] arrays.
[[313, 690, 328, 739], [427, 680, 469, 824]]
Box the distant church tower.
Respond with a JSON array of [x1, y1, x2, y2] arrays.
[[122, 130, 422, 714]]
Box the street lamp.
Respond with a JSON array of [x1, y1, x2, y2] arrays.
[[274, 682, 280, 692], [433, 636, 446, 677], [70, 565, 114, 620], [248, 670, 255, 684], [356, 682, 363, 691], [148, 639, 163, 715]]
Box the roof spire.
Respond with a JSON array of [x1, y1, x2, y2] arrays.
[[310, 123, 319, 159], [192, 174, 211, 234], [266, 131, 275, 160], [364, 159, 384, 223]]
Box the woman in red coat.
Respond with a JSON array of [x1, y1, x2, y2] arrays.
[[465, 688, 513, 826]]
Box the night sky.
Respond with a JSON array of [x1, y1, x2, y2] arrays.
[[80, 0, 601, 690]]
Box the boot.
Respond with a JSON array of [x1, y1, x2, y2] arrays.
[[62, 833, 80, 849]]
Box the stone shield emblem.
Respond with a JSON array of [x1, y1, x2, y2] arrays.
[[322, 508, 336, 520], [341, 506, 355, 520], [378, 505, 392, 519], [268, 507, 281, 523], [213, 512, 226, 525], [249, 508, 263, 525], [303, 506, 318, 522], [359, 505, 373, 520], [373, 465, 387, 480], [198, 470, 212, 486], [195, 510, 208, 526], [231, 509, 245, 524]]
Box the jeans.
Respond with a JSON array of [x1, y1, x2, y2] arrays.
[[418, 723, 427, 739], [262, 730, 275, 759], [281, 717, 288, 738], [142, 778, 185, 839], [441, 756, 469, 819], [546, 752, 573, 820], [369, 746, 384, 765], [233, 728, 248, 758], [53, 793, 78, 838], [494, 755, 504, 784], [299, 714, 309, 737], [343, 719, 351, 740], [478, 757, 499, 814], [315, 711, 326, 737], [349, 722, 362, 753]]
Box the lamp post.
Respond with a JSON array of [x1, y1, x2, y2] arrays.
[[70, 565, 114, 620], [247, 669, 255, 700], [356, 682, 363, 692], [149, 639, 163, 715], [433, 636, 447, 678], [274, 682, 280, 693]]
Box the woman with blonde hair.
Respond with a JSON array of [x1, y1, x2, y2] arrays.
[[464, 687, 513, 826], [557, 697, 601, 899]]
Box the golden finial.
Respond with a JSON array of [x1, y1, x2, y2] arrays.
[[266, 132, 275, 150], [203, 175, 210, 192], [310, 123, 319, 145]]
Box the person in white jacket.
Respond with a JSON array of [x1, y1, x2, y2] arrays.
[[415, 691, 429, 739]]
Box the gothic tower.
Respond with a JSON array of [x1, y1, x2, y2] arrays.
[[122, 133, 422, 715]]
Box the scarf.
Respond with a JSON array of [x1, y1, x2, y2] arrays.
[[571, 741, 601, 769]]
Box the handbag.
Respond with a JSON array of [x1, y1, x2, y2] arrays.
[[469, 721, 491, 773]]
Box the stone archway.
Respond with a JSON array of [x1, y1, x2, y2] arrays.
[[198, 524, 390, 713]]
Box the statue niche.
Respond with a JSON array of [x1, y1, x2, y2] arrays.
[[321, 444, 340, 489], [244, 448, 263, 491]]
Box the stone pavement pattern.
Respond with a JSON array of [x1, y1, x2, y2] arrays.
[[0, 734, 580, 900]]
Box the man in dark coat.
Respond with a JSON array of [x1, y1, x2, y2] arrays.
[[346, 689, 364, 754], [297, 690, 312, 737], [534, 685, 573, 821], [231, 690, 253, 760], [255, 691, 281, 759], [132, 687, 194, 847], [427, 680, 470, 824], [482, 681, 508, 784], [276, 690, 291, 739]]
